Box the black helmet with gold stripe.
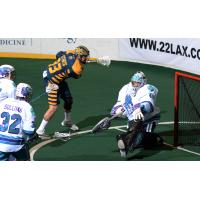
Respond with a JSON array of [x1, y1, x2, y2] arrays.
[[75, 45, 90, 64]]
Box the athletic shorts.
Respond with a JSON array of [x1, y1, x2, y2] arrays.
[[47, 81, 72, 106]]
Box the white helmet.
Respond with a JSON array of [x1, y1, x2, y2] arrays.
[[16, 83, 32, 101], [0, 64, 15, 79]]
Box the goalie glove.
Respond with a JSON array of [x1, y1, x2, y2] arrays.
[[133, 108, 144, 122]]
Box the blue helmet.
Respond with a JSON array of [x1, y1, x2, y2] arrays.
[[0, 64, 15, 79], [131, 71, 147, 90]]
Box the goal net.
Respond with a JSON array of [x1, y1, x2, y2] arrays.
[[174, 72, 200, 146]]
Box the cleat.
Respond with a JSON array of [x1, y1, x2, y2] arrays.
[[61, 120, 79, 131], [61, 120, 72, 127], [54, 132, 71, 141], [36, 128, 45, 135], [70, 124, 79, 131], [36, 128, 51, 140], [38, 134, 51, 140]]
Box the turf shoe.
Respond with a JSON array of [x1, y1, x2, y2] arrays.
[[61, 120, 79, 131], [36, 128, 51, 140]]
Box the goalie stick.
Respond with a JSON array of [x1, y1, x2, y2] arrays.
[[91, 112, 123, 133], [92, 107, 161, 134]]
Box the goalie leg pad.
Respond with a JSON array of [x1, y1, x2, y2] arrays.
[[142, 132, 164, 148], [116, 134, 128, 157], [122, 121, 144, 149], [130, 131, 145, 150]]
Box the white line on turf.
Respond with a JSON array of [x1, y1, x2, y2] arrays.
[[163, 142, 200, 156], [29, 121, 200, 161], [30, 125, 129, 160], [30, 139, 57, 160], [176, 147, 200, 156]]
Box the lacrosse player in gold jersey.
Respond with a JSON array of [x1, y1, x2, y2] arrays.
[[36, 46, 90, 139]]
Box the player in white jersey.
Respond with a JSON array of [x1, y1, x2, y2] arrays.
[[0, 83, 36, 161], [0, 64, 16, 102], [112, 71, 162, 157]]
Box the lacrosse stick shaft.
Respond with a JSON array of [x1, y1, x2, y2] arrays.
[[87, 57, 97, 63], [109, 111, 124, 120]]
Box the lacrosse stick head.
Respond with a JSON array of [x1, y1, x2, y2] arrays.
[[92, 117, 111, 133], [53, 132, 71, 142], [97, 56, 111, 67]]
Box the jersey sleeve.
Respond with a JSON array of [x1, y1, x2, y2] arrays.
[[6, 82, 16, 99], [137, 85, 158, 114], [70, 59, 84, 78], [56, 51, 67, 59], [117, 84, 129, 104], [139, 85, 158, 106]]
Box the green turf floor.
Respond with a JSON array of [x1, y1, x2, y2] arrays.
[[1, 57, 200, 160]]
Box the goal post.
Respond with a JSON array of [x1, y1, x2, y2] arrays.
[[174, 72, 200, 146]]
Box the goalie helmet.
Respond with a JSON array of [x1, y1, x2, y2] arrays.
[[131, 71, 147, 91], [16, 83, 32, 102], [75, 45, 90, 64], [0, 64, 15, 80]]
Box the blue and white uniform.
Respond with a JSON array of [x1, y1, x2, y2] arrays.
[[111, 76, 160, 133], [115, 71, 162, 158], [0, 98, 36, 153], [111, 82, 135, 117], [0, 79, 16, 102], [123, 84, 158, 120], [123, 84, 160, 132], [0, 64, 16, 102]]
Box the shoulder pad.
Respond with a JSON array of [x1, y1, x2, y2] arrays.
[[147, 84, 157, 92]]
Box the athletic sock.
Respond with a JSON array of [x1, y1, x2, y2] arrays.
[[38, 119, 48, 131], [64, 112, 72, 122]]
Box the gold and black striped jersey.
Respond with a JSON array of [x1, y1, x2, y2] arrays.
[[47, 50, 84, 84]]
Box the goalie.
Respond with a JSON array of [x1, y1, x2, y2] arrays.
[[92, 71, 163, 157], [36, 45, 111, 139], [114, 71, 163, 157]]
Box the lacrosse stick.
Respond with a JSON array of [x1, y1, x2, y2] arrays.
[[87, 56, 111, 67], [91, 111, 123, 133]]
